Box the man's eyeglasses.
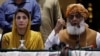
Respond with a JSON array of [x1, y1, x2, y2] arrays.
[[68, 14, 83, 19]]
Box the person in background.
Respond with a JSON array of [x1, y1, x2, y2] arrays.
[[45, 3, 100, 50], [1, 8, 44, 50], [0, 0, 41, 35], [36, 0, 62, 42]]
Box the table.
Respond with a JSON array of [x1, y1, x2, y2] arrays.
[[1, 49, 100, 56]]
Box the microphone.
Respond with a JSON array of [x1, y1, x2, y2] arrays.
[[59, 42, 66, 49], [60, 44, 72, 56], [50, 44, 59, 50], [50, 42, 66, 50], [18, 34, 26, 49], [75, 35, 81, 49], [77, 24, 81, 49], [77, 24, 80, 28], [81, 45, 94, 50]]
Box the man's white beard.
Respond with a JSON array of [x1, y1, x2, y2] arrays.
[[67, 20, 85, 35]]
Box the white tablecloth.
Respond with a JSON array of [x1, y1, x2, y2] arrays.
[[0, 51, 60, 56], [71, 50, 100, 56], [0, 51, 100, 56]]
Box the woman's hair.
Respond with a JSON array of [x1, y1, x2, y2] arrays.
[[13, 8, 31, 31], [12, 8, 31, 47], [66, 3, 89, 19], [14, 8, 30, 19]]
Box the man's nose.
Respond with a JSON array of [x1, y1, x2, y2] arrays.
[[72, 16, 77, 20]]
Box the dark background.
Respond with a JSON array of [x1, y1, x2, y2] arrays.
[[77, 0, 100, 31]]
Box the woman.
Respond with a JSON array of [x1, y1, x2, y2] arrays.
[[1, 8, 44, 50]]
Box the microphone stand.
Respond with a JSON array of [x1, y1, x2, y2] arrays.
[[18, 35, 26, 50], [75, 34, 81, 49], [75, 26, 81, 56]]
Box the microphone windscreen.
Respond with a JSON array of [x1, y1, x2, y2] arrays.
[[59, 42, 66, 49], [51, 44, 59, 50]]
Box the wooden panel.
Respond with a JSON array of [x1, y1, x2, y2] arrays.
[[59, 0, 76, 17]]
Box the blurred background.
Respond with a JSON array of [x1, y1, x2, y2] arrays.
[[0, 0, 100, 32], [0, 0, 5, 34]]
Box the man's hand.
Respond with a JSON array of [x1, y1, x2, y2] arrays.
[[54, 19, 65, 34]]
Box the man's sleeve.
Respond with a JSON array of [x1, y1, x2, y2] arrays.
[[31, 1, 41, 31], [1, 34, 9, 49], [0, 3, 11, 30], [96, 32, 100, 48], [45, 30, 60, 50]]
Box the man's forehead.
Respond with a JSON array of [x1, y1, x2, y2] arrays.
[[69, 7, 83, 14], [70, 12, 81, 15]]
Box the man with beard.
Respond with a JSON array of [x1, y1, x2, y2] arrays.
[[45, 3, 100, 50]]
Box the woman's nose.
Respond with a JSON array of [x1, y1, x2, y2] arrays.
[[20, 17, 23, 21]]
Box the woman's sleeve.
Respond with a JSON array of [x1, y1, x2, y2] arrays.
[[37, 33, 44, 50], [1, 34, 9, 49]]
